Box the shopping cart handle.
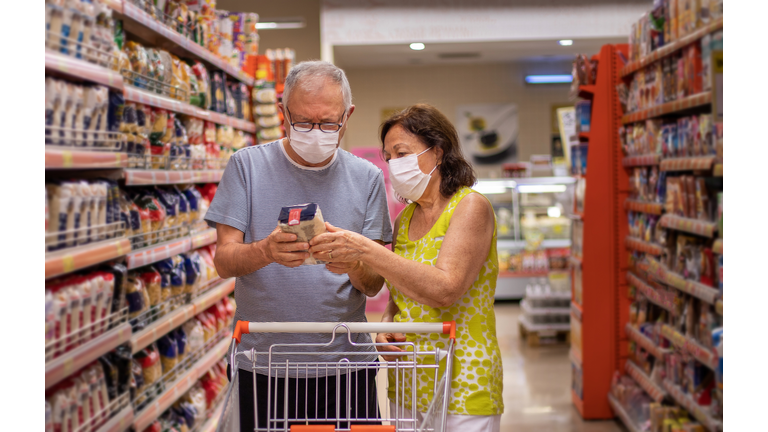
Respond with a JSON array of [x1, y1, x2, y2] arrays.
[[232, 320, 250, 344], [231, 321, 457, 340]]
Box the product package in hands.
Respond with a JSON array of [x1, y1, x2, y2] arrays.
[[278, 203, 328, 265]]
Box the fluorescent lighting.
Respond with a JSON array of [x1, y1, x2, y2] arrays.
[[474, 184, 509, 195], [518, 185, 567, 194], [524, 74, 573, 84], [559, 39, 574, 46], [547, 206, 562, 218], [256, 18, 306, 30], [410, 42, 426, 51], [523, 406, 554, 414]]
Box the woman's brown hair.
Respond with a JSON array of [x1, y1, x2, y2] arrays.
[[380, 104, 477, 200]]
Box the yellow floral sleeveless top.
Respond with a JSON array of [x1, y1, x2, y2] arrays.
[[386, 187, 504, 416]]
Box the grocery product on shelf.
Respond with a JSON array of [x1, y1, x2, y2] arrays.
[[45, 0, 120, 69], [132, 297, 235, 412], [140, 359, 229, 432], [253, 80, 284, 144]]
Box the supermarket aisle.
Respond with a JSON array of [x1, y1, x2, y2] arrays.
[[494, 303, 622, 432], [368, 303, 624, 432]]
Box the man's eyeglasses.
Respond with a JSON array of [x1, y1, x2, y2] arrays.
[[286, 108, 347, 133]]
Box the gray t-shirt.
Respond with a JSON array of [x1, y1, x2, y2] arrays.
[[204, 140, 393, 376]]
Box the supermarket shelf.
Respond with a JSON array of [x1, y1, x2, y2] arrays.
[[46, 322, 132, 390], [499, 271, 549, 278], [131, 278, 235, 353], [117, 2, 254, 86], [625, 360, 666, 402], [123, 169, 225, 185], [659, 214, 717, 238], [46, 237, 131, 279], [661, 325, 718, 371], [662, 380, 722, 432], [620, 17, 724, 77], [578, 85, 596, 100], [660, 156, 716, 172], [570, 346, 583, 367], [624, 200, 663, 215], [496, 239, 572, 250], [123, 86, 256, 133], [524, 290, 571, 301], [646, 257, 720, 304], [622, 154, 660, 167], [198, 397, 226, 432], [45, 149, 128, 169], [45, 50, 124, 90], [520, 299, 570, 316], [607, 394, 641, 432], [627, 272, 676, 314], [713, 239, 722, 255], [621, 92, 711, 124], [95, 405, 134, 432], [126, 228, 216, 269], [713, 164, 723, 177], [625, 236, 662, 256], [625, 323, 670, 360], [133, 337, 230, 431], [518, 315, 570, 333], [571, 301, 583, 321]]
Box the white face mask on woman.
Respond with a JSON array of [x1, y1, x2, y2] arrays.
[[289, 129, 340, 164], [388, 147, 438, 202]]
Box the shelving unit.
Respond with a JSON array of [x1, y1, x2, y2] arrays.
[[570, 43, 629, 420], [609, 11, 724, 429], [132, 338, 230, 431], [45, 4, 239, 429], [45, 237, 132, 279], [45, 323, 132, 389], [123, 86, 256, 133], [130, 278, 235, 353], [45, 149, 129, 169], [123, 169, 225, 186], [45, 50, 124, 90], [113, 1, 254, 86]]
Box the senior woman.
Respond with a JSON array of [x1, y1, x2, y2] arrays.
[[308, 104, 503, 431]]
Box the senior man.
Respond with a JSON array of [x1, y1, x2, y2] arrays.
[[205, 61, 392, 430]]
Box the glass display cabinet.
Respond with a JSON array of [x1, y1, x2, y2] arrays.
[[474, 177, 576, 299]]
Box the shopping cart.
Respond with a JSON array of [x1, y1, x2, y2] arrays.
[[216, 321, 457, 432]]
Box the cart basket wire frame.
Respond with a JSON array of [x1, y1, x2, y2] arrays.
[[216, 321, 457, 432]]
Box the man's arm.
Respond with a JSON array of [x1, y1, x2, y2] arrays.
[[213, 224, 310, 278]]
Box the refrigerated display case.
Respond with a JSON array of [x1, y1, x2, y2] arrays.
[[475, 177, 576, 299]]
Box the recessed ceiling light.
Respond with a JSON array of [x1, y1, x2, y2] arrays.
[[410, 42, 426, 51], [559, 39, 573, 46]]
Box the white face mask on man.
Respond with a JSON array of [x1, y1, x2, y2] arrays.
[[288, 128, 340, 164], [388, 147, 438, 202]]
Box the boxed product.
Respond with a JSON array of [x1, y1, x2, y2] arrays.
[[277, 203, 328, 265]]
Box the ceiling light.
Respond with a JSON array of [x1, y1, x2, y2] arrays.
[[524, 74, 573, 84], [559, 39, 574, 46], [547, 206, 562, 218], [256, 17, 306, 30], [410, 43, 426, 51], [518, 185, 567, 194]]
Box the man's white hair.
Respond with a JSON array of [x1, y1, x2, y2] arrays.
[[282, 61, 352, 111]]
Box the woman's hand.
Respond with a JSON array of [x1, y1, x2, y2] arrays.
[[309, 222, 369, 265], [375, 332, 406, 361]]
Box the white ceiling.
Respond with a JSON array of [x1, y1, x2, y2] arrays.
[[333, 37, 626, 69]]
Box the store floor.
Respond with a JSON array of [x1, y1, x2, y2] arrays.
[[367, 302, 624, 432]]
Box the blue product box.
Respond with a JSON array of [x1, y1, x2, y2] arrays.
[[575, 100, 591, 133]]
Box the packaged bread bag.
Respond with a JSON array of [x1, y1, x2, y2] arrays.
[[278, 203, 328, 265]]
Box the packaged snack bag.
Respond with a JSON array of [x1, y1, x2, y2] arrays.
[[139, 267, 163, 306], [157, 334, 178, 373], [125, 275, 149, 319], [278, 203, 328, 265], [135, 345, 162, 385]]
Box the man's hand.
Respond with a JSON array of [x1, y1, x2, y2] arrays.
[[263, 226, 310, 268], [375, 332, 406, 361]]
